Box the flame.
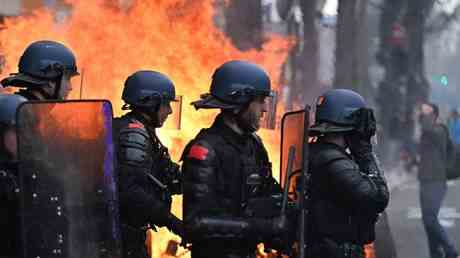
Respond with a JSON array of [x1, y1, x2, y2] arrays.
[[0, 0, 292, 257], [365, 244, 375, 258]]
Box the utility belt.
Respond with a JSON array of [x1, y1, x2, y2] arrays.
[[309, 238, 365, 258]]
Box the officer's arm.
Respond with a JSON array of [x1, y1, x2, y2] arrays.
[[326, 158, 389, 214], [182, 141, 281, 241], [117, 127, 180, 230]]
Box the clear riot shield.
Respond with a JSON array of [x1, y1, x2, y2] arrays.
[[163, 96, 183, 130], [16, 100, 122, 258], [261, 91, 278, 130], [279, 109, 307, 191], [279, 106, 310, 258]]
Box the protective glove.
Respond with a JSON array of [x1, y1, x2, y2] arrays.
[[164, 162, 182, 194], [347, 108, 375, 156], [346, 108, 381, 175]]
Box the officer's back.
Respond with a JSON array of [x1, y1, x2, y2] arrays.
[[306, 89, 389, 258]]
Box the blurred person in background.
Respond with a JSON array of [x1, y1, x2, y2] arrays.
[[418, 103, 459, 258], [447, 108, 460, 145]]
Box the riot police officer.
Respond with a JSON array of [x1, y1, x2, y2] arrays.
[[114, 70, 183, 258], [1, 40, 79, 100], [0, 94, 27, 258], [306, 89, 389, 258], [182, 60, 286, 258]]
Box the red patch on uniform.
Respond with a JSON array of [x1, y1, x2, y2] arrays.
[[128, 121, 144, 129], [188, 145, 209, 160]]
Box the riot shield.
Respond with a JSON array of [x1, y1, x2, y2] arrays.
[[261, 91, 278, 130], [16, 100, 122, 258], [279, 106, 311, 258], [279, 109, 307, 189]]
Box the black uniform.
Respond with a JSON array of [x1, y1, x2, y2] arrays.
[[182, 114, 282, 258], [0, 159, 19, 258], [114, 112, 182, 258], [307, 141, 389, 258]]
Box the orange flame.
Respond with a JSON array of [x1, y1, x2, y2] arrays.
[[0, 1, 292, 257]]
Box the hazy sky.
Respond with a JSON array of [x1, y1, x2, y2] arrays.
[[323, 0, 338, 15]]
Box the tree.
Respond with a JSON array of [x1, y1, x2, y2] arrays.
[[276, 0, 320, 109], [299, 0, 319, 104], [224, 0, 263, 50], [334, 0, 372, 99], [376, 0, 437, 165]]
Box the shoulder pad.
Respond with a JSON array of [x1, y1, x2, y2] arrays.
[[310, 143, 349, 168], [117, 120, 152, 166]]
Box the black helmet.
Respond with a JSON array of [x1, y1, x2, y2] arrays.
[[310, 89, 367, 135], [0, 94, 27, 126], [1, 40, 79, 88], [122, 70, 176, 110], [192, 60, 273, 109]]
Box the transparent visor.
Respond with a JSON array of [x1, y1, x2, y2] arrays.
[[260, 91, 278, 130], [163, 95, 183, 130], [69, 70, 84, 99]]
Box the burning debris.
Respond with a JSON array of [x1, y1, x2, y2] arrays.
[[0, 1, 291, 257]]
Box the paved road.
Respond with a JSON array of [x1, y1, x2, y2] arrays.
[[385, 179, 460, 258]]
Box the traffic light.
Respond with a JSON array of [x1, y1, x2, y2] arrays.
[[432, 74, 449, 87], [440, 75, 448, 86]]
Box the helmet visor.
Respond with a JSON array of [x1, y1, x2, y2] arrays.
[[1, 73, 49, 88], [191, 93, 241, 110], [163, 95, 183, 130], [260, 90, 278, 130]]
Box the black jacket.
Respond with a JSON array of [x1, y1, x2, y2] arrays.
[[308, 142, 389, 247], [182, 114, 281, 258], [0, 160, 19, 258], [418, 116, 450, 181], [113, 112, 182, 257]]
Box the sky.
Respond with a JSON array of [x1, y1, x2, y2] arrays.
[[323, 0, 338, 16]]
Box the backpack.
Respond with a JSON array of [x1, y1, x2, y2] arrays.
[[442, 124, 460, 180]]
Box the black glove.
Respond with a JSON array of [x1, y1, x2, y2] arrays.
[[351, 107, 377, 141], [347, 108, 382, 175], [164, 162, 182, 194], [347, 108, 376, 160]]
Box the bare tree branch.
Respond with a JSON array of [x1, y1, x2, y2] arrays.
[[369, 0, 383, 10], [426, 3, 460, 33]]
